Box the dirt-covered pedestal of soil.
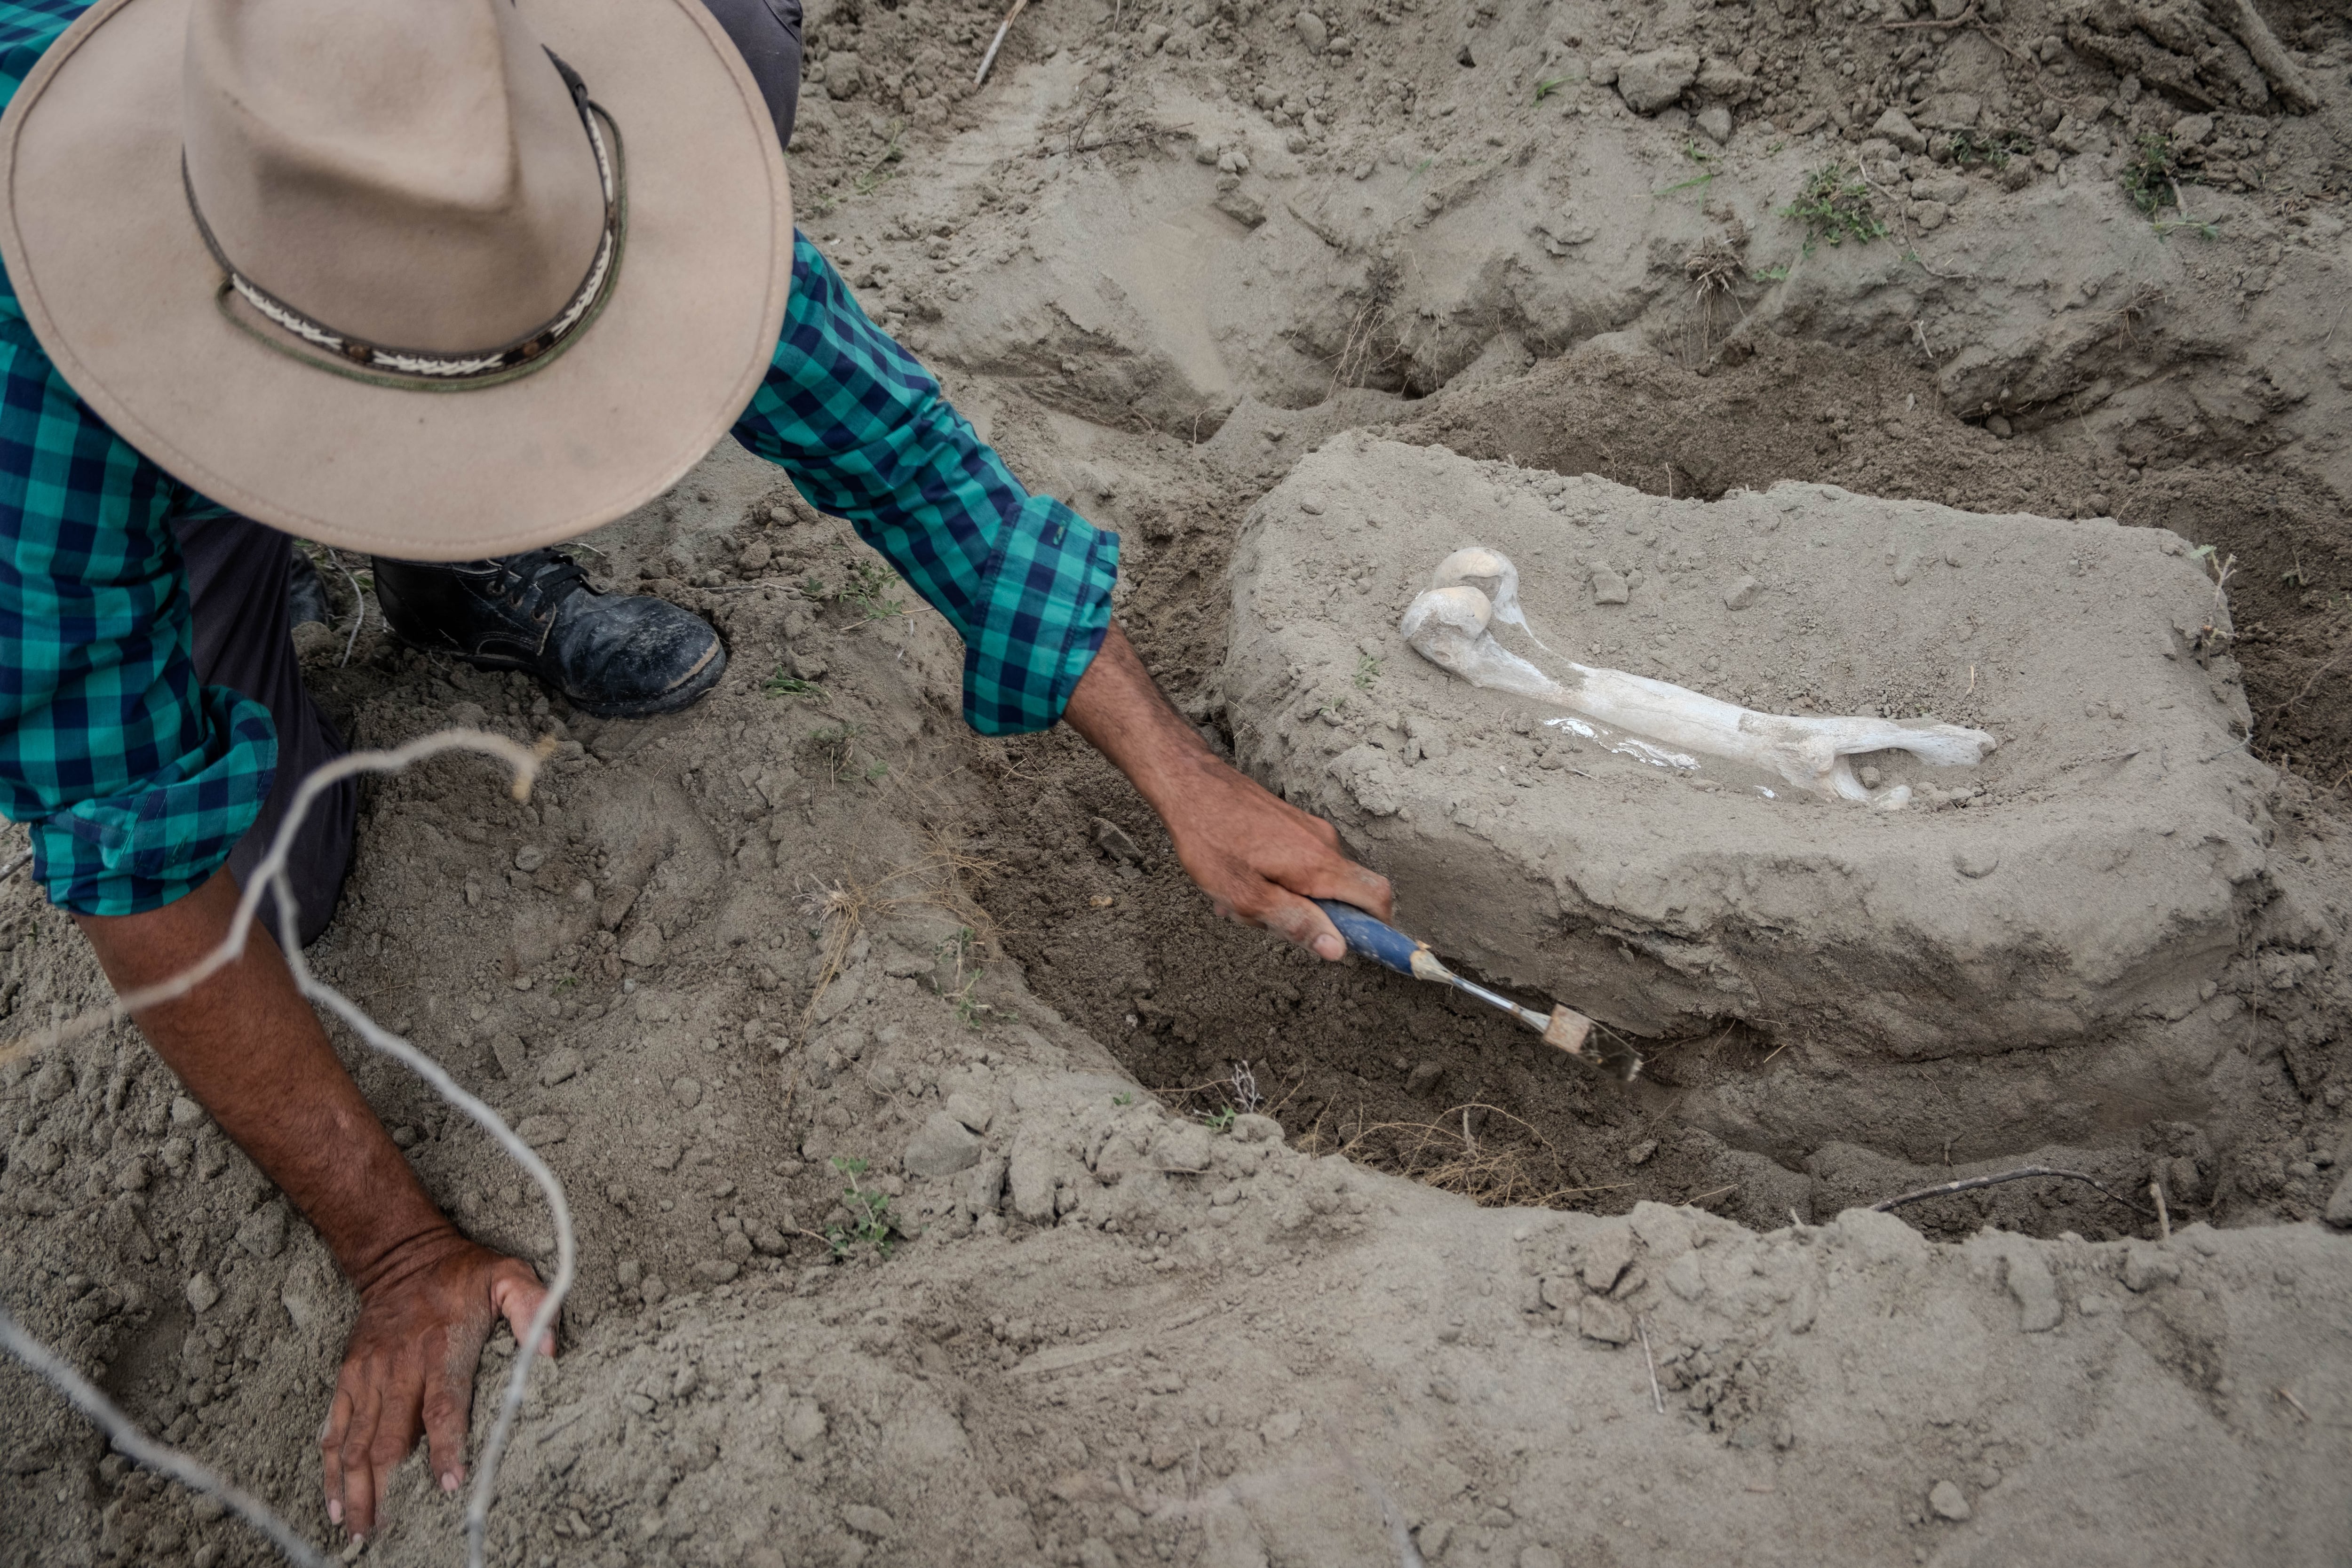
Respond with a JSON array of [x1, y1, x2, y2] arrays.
[[1219, 436, 2287, 1161]]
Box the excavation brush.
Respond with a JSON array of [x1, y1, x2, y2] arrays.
[[1315, 900, 1642, 1082]]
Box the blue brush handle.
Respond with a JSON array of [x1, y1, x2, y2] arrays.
[[1314, 899, 1430, 978]]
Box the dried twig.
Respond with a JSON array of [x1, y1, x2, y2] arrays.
[[0, 846, 30, 884], [2275, 1386, 2312, 1422], [1636, 1316, 1665, 1414], [2151, 1179, 2171, 1241], [1872, 1164, 2153, 1217], [1881, 3, 1975, 28], [321, 546, 366, 668], [973, 0, 1034, 87]]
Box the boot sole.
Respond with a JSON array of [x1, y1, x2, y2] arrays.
[[389, 631, 729, 720]]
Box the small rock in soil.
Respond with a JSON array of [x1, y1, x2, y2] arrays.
[[1580, 1296, 1633, 1345], [905, 1113, 985, 1178], [1929, 1480, 1971, 1521]]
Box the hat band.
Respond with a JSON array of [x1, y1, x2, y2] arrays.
[[183, 55, 624, 387]]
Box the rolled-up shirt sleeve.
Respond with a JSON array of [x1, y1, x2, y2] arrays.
[[729, 234, 1120, 735], [0, 311, 277, 916]]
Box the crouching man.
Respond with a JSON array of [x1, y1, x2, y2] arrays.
[[0, 0, 1389, 1538]]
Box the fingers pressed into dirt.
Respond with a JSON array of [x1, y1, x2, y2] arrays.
[[320, 1391, 351, 1528], [322, 1238, 549, 1537], [421, 1333, 470, 1497], [331, 1376, 386, 1535]]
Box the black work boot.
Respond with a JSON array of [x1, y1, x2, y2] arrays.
[[370, 550, 727, 718], [287, 549, 333, 628]]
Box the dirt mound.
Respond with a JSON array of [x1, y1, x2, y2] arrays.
[[1217, 433, 2327, 1160]]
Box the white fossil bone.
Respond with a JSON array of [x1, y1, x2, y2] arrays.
[[1400, 572, 1994, 807], [1431, 547, 1549, 651]]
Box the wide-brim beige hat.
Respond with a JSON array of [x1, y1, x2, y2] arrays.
[[0, 0, 791, 560]]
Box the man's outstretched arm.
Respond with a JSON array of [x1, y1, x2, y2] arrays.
[[1062, 623, 1393, 958], [75, 870, 548, 1541]]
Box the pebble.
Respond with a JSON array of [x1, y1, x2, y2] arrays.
[[945, 1093, 993, 1134], [1579, 1296, 1633, 1345], [1953, 848, 2001, 879], [1582, 1227, 1633, 1291], [1928, 1479, 1971, 1521], [671, 1077, 704, 1110], [1231, 1114, 1283, 1144], [236, 1202, 288, 1260], [780, 1398, 826, 1457], [2325, 1171, 2352, 1229], [185, 1273, 221, 1313], [842, 1504, 896, 1539], [1722, 574, 1762, 611], [169, 1096, 205, 1128], [2003, 1249, 2062, 1332], [904, 1113, 984, 1178], [514, 846, 546, 871], [1590, 568, 1629, 605], [517, 1116, 570, 1148], [537, 1049, 583, 1087]]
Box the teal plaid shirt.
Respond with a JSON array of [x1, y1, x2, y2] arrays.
[[0, 0, 1116, 920]]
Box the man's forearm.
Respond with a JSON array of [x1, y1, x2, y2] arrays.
[[1060, 621, 1224, 816], [1062, 623, 1392, 956], [74, 868, 455, 1292]]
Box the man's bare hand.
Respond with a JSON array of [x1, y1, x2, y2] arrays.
[[1154, 751, 1394, 957], [322, 1231, 549, 1538], [1062, 623, 1392, 958]]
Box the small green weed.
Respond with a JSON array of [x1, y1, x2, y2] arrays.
[[1781, 165, 1886, 248], [1680, 137, 1718, 164], [2120, 133, 2178, 216], [1653, 169, 1716, 197], [939, 927, 991, 1028], [1532, 76, 1569, 105], [1202, 1106, 1238, 1134], [826, 1156, 894, 1258], [1112, 1091, 1135, 1107], [1752, 263, 1791, 283], [864, 760, 890, 783], [761, 670, 830, 700], [1354, 653, 1381, 690], [1946, 130, 2029, 170], [807, 721, 869, 781], [806, 559, 906, 621], [853, 123, 908, 197], [2153, 215, 2222, 241]]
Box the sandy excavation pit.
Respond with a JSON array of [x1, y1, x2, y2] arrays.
[[11, 0, 2352, 1560], [1219, 436, 2294, 1165]]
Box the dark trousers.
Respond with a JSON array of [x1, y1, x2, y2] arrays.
[[176, 518, 356, 948]]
